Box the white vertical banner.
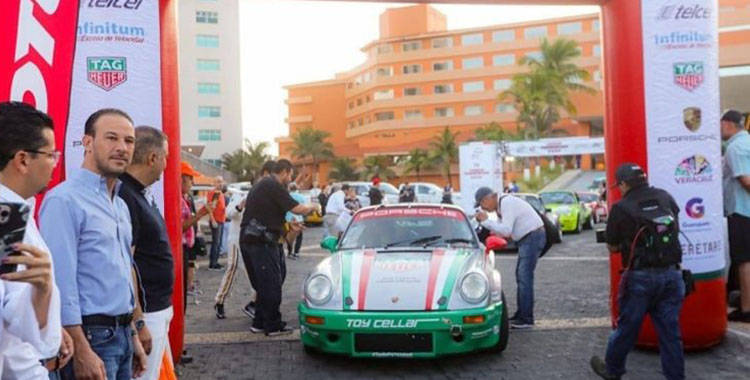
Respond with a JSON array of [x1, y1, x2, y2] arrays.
[[642, 0, 724, 277], [459, 142, 503, 214], [64, 1, 164, 209]]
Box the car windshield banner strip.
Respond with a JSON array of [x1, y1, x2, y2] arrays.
[[355, 208, 464, 221]]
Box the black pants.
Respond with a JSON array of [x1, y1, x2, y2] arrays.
[[286, 232, 303, 256], [240, 240, 284, 332]]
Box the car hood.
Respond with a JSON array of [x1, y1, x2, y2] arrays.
[[545, 203, 578, 212], [338, 248, 477, 311]]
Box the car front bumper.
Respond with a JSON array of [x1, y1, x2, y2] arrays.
[[557, 213, 579, 231], [298, 302, 504, 358]]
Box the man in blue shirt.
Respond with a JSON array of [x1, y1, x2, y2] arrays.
[[721, 109, 750, 323], [40, 109, 147, 379]]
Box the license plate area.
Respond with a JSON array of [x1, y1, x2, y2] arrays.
[[354, 333, 433, 353]]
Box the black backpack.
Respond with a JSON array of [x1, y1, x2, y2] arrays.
[[618, 188, 682, 269]]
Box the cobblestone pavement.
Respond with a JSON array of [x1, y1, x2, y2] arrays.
[[179, 224, 750, 379]]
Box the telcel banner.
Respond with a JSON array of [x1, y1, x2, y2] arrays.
[[642, 0, 724, 279]]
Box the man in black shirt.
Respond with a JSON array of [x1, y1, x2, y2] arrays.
[[118, 126, 174, 379], [240, 159, 318, 336], [369, 178, 383, 206], [590, 163, 685, 380]]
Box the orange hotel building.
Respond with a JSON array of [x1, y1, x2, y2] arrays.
[[278, 2, 750, 188]]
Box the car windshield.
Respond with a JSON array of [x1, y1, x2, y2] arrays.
[[540, 192, 576, 205], [380, 183, 399, 195], [339, 208, 477, 249], [578, 193, 599, 203]]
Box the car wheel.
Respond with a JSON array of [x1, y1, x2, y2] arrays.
[[575, 218, 583, 234], [557, 228, 563, 243], [303, 344, 320, 355], [490, 292, 509, 353], [584, 216, 594, 230]]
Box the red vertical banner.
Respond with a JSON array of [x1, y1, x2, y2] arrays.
[[159, 0, 185, 361], [0, 0, 79, 188]]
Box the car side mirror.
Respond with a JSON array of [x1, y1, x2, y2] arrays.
[[320, 236, 338, 253], [485, 236, 507, 254], [545, 208, 552, 213]]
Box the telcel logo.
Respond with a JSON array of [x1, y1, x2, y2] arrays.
[[82, 0, 143, 9], [658, 4, 711, 20], [686, 198, 705, 219]]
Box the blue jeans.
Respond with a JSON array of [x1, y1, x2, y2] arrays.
[[210, 222, 225, 266], [513, 227, 546, 324], [606, 268, 685, 380], [61, 324, 133, 380]]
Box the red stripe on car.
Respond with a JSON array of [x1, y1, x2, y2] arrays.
[[424, 249, 445, 310]]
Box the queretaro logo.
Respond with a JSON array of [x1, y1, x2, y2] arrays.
[[657, 3, 710, 20], [674, 155, 713, 184], [683, 107, 701, 132], [87, 57, 127, 91], [685, 197, 705, 219], [673, 62, 704, 92], [81, 0, 143, 9]]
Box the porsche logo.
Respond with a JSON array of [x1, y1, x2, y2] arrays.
[[683, 107, 701, 132], [391, 296, 399, 304]]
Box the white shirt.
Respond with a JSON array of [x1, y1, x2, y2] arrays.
[[481, 195, 544, 241], [225, 192, 245, 243], [0, 184, 62, 378], [325, 190, 347, 216]]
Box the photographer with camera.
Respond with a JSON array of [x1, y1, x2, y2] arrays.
[[239, 159, 318, 336], [590, 163, 685, 380]]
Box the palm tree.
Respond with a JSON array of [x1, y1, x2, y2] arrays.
[[221, 139, 269, 182], [400, 148, 432, 182], [429, 127, 459, 187], [289, 126, 334, 182], [501, 38, 595, 139], [473, 122, 522, 142], [360, 155, 396, 181], [328, 157, 359, 181]]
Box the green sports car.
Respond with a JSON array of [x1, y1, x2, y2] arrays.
[[300, 204, 509, 358], [539, 191, 593, 233]]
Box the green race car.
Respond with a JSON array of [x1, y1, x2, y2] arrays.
[[300, 204, 509, 358], [539, 191, 593, 233]]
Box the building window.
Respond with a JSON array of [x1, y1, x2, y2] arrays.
[[433, 61, 453, 71], [348, 102, 353, 109], [348, 121, 355, 129], [374, 89, 394, 100], [366, 95, 371, 103], [525, 51, 543, 61], [524, 26, 547, 39], [375, 111, 394, 121], [496, 104, 514, 113], [592, 19, 600, 32], [198, 106, 221, 118], [196, 34, 219, 48], [431, 37, 452, 48], [492, 30, 515, 43], [404, 87, 421, 96], [196, 11, 219, 24], [434, 84, 453, 94], [376, 67, 393, 77], [357, 98, 363, 106], [377, 44, 392, 55], [405, 110, 422, 120], [493, 54, 515, 66], [463, 81, 484, 93], [557, 22, 582, 35], [197, 59, 220, 71], [461, 33, 483, 46], [594, 70, 602, 82], [197, 82, 220, 94], [462, 57, 483, 69], [434, 107, 454, 117], [402, 41, 421, 52], [464, 105, 483, 116], [363, 72, 372, 83], [494, 79, 512, 90], [593, 44, 601, 57], [403, 64, 421, 74], [198, 129, 221, 141]]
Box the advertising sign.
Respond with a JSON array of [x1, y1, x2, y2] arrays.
[[459, 142, 503, 214]]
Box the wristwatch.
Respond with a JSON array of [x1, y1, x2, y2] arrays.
[[135, 319, 146, 331]]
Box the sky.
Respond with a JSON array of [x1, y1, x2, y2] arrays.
[[238, 0, 599, 156]]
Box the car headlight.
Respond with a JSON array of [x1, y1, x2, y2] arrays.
[[459, 272, 488, 303], [305, 274, 333, 305]]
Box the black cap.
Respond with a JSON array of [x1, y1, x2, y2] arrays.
[[474, 186, 496, 207], [721, 109, 744, 125], [615, 162, 646, 185]]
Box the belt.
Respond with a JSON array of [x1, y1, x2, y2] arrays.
[[633, 264, 679, 272], [81, 313, 134, 327]]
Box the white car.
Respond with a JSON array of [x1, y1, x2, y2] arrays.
[[409, 182, 444, 204], [337, 181, 399, 207]]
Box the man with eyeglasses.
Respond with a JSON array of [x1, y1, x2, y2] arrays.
[[0, 101, 64, 378]]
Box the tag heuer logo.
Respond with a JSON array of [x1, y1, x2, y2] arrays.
[[87, 57, 127, 91], [683, 107, 702, 132], [673, 62, 704, 92]]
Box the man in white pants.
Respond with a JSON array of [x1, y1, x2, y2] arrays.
[[213, 190, 256, 319], [118, 126, 175, 379]]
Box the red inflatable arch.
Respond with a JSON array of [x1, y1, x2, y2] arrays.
[[0, 0, 726, 362]]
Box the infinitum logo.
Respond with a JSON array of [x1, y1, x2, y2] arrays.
[[658, 4, 711, 20], [78, 22, 145, 44], [653, 31, 712, 50], [685, 198, 705, 219]]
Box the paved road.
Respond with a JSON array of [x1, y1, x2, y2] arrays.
[[566, 170, 605, 192], [178, 224, 750, 379]]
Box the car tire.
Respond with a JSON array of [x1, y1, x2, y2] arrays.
[[557, 228, 563, 243], [584, 216, 594, 230], [490, 292, 510, 353], [303, 344, 320, 355], [575, 218, 583, 234]]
